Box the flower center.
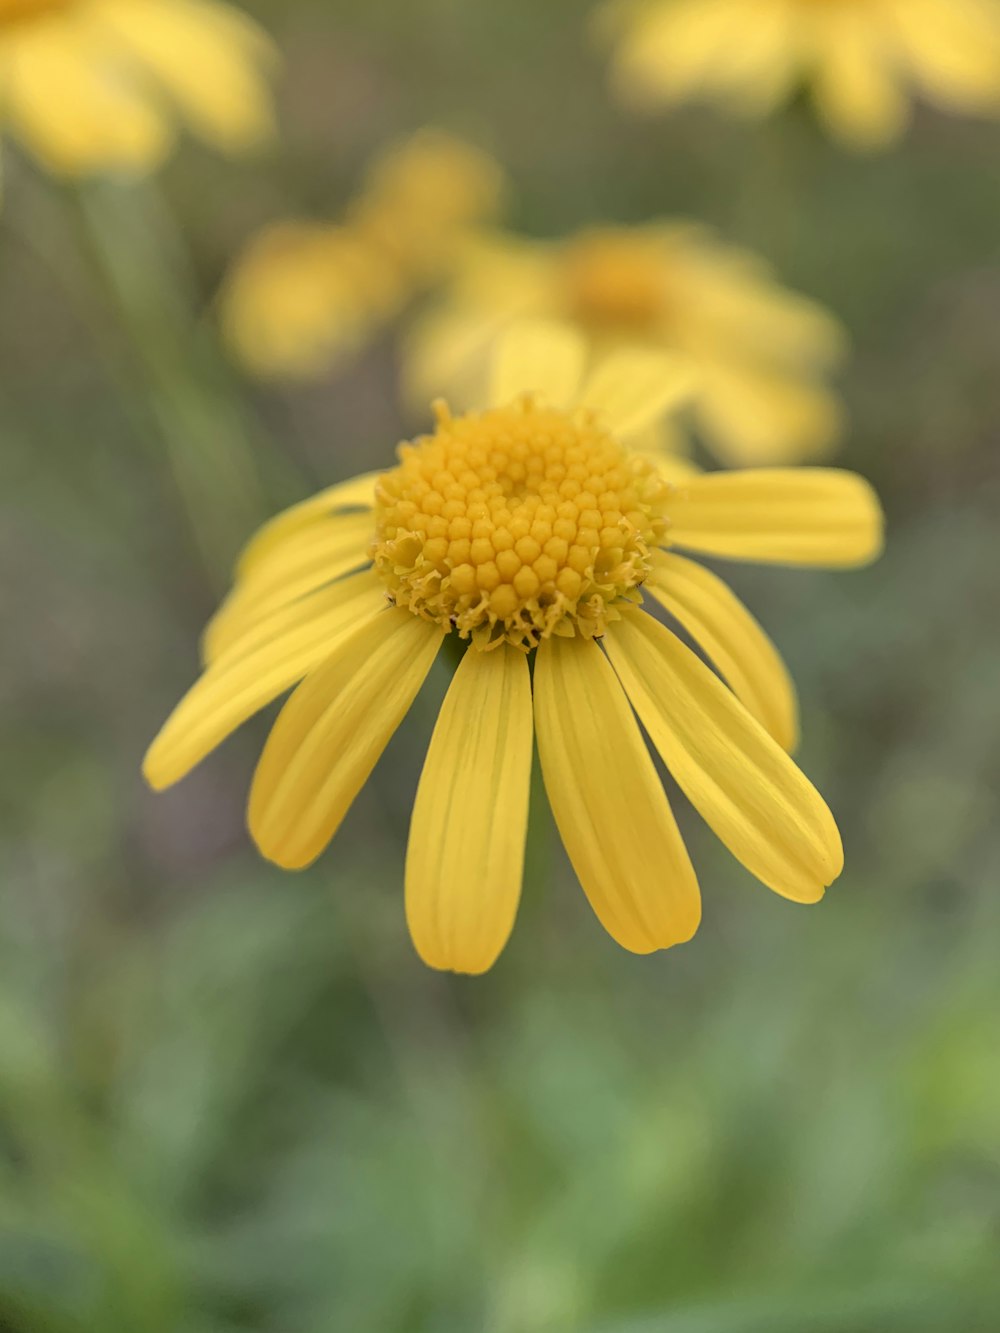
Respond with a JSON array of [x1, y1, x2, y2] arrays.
[[373, 398, 672, 650], [560, 232, 668, 334], [0, 0, 72, 25]]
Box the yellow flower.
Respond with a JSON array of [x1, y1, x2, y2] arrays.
[[0, 0, 276, 178], [348, 129, 507, 285], [219, 129, 506, 380], [144, 323, 883, 975], [407, 223, 846, 466], [218, 223, 404, 380], [599, 0, 1000, 150]]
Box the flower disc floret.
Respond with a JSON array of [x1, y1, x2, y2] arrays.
[[373, 397, 673, 651]]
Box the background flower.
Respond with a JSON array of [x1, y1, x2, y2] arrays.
[[407, 222, 847, 465], [0, 0, 276, 178], [599, 0, 1000, 150], [219, 129, 506, 378]]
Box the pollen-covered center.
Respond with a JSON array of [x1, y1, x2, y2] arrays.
[[373, 398, 672, 650], [560, 232, 669, 334]]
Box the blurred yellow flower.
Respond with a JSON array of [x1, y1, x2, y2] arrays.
[[219, 129, 506, 380], [599, 0, 1000, 150], [407, 223, 847, 466], [145, 322, 883, 974], [219, 223, 403, 380], [0, 0, 276, 178], [348, 129, 507, 285]]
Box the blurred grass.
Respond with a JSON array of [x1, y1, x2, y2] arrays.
[[2, 1, 1000, 1330]]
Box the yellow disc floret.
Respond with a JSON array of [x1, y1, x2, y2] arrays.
[[373, 396, 672, 651]]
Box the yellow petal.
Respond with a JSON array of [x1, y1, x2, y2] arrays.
[[625, 414, 693, 461], [404, 307, 503, 412], [352, 130, 506, 284], [678, 243, 847, 370], [249, 609, 444, 869], [204, 513, 373, 663], [605, 609, 842, 904], [696, 367, 845, 466], [652, 454, 704, 487], [666, 468, 884, 567], [405, 644, 532, 974], [647, 552, 799, 751], [489, 319, 586, 408], [236, 513, 372, 601], [219, 224, 393, 380], [533, 635, 701, 953], [93, 0, 277, 153], [143, 571, 383, 791], [626, 417, 703, 484], [888, 0, 1000, 110], [809, 14, 910, 150], [403, 234, 548, 409], [605, 0, 798, 117], [4, 23, 170, 174], [236, 473, 379, 581], [578, 347, 697, 438], [213, 567, 384, 663]]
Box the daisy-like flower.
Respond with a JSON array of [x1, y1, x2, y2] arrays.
[[598, 0, 1000, 151], [219, 130, 505, 380], [0, 0, 275, 179], [407, 222, 845, 466], [144, 323, 883, 975], [219, 222, 404, 381]]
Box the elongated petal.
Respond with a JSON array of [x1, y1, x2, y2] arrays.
[[810, 15, 910, 150], [489, 319, 586, 407], [605, 609, 842, 904], [533, 636, 701, 953], [144, 572, 384, 790], [647, 553, 799, 752], [236, 472, 380, 580], [652, 453, 703, 486], [234, 513, 373, 602], [666, 468, 884, 567], [625, 416, 704, 489], [249, 609, 444, 869], [94, 0, 276, 152], [578, 347, 697, 438], [204, 513, 373, 663], [888, 0, 1000, 110], [406, 645, 532, 974], [606, 0, 798, 116], [5, 24, 170, 173], [696, 367, 844, 467]]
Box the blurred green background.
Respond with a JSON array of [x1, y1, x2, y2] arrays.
[[2, 1, 1000, 1330]]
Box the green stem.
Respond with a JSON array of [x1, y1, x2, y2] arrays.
[[67, 178, 284, 588]]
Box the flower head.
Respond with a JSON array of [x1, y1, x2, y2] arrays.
[[374, 395, 674, 650], [0, 0, 276, 178], [144, 323, 883, 974], [599, 0, 1000, 150], [218, 223, 403, 380], [407, 223, 846, 466], [349, 129, 506, 284], [219, 129, 505, 380]]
